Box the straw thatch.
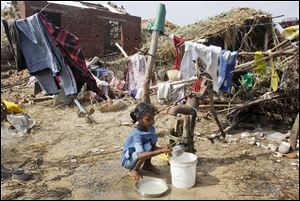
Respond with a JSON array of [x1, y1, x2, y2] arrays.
[[141, 7, 273, 64]]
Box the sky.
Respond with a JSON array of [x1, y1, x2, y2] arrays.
[[1, 1, 299, 26]]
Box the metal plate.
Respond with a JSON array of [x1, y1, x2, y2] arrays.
[[135, 177, 168, 197]]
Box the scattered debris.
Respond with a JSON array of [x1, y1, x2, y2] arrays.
[[267, 132, 287, 141], [99, 99, 127, 113], [274, 152, 283, 158], [286, 152, 298, 159], [6, 113, 35, 134], [242, 150, 249, 154], [12, 168, 32, 181], [246, 137, 256, 145], [278, 142, 291, 154], [268, 144, 278, 152]]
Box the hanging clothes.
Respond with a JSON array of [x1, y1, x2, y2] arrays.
[[14, 14, 61, 95], [110, 77, 126, 91], [126, 53, 146, 91], [171, 84, 185, 103], [218, 50, 238, 93], [170, 34, 185, 70], [193, 78, 208, 95], [34, 69, 59, 95], [135, 88, 144, 100], [157, 82, 172, 103], [39, 15, 104, 98], [254, 51, 267, 77], [38, 17, 77, 96], [2, 19, 27, 71], [157, 82, 185, 103], [196, 44, 221, 93], [166, 69, 180, 81], [193, 79, 202, 92], [269, 55, 280, 92], [179, 42, 221, 92], [15, 14, 61, 75], [179, 41, 198, 80], [58, 64, 77, 96]]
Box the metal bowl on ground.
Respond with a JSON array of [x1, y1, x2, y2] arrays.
[[135, 177, 169, 197]]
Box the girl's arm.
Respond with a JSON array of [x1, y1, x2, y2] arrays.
[[137, 145, 171, 160]]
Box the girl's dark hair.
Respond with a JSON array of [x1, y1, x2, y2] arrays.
[[130, 102, 155, 123]]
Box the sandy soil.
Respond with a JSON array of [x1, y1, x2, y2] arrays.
[[1, 81, 299, 200]]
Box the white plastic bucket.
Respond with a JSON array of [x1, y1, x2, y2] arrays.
[[169, 152, 198, 189]]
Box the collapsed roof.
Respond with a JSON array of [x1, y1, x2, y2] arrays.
[[46, 1, 128, 15]]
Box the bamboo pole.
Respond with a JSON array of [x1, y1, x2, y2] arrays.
[[233, 38, 293, 72], [142, 3, 166, 103], [238, 49, 295, 56], [233, 49, 298, 72]]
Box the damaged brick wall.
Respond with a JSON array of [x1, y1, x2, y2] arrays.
[[18, 1, 141, 58]]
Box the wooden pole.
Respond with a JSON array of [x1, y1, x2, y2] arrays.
[[290, 113, 299, 151], [142, 4, 166, 103], [142, 31, 160, 103], [209, 83, 225, 138]]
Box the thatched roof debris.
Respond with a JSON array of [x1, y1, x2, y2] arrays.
[[142, 7, 273, 62]]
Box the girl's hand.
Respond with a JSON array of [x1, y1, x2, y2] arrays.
[[128, 170, 143, 181], [162, 144, 171, 149], [160, 144, 171, 154]]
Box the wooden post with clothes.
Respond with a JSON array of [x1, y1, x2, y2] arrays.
[[142, 3, 166, 103]]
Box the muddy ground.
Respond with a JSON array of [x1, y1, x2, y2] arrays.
[[1, 77, 299, 200]]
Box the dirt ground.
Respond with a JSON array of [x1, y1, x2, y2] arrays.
[[1, 80, 299, 200]]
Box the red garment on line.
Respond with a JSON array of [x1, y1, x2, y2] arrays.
[[172, 35, 185, 70], [193, 79, 202, 92]]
